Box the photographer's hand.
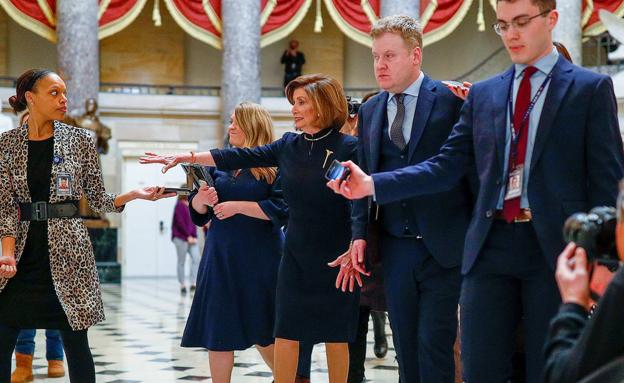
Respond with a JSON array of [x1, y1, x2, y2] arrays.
[[556, 243, 591, 310]]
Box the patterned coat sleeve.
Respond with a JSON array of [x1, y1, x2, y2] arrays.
[[81, 133, 123, 213], [0, 135, 18, 239]]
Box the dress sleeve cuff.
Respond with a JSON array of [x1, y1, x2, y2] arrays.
[[559, 302, 589, 318]]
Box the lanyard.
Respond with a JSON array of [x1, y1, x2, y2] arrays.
[[507, 68, 554, 167]]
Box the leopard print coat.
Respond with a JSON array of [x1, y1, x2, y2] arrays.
[[0, 120, 123, 330]]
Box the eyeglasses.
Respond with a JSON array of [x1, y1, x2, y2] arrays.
[[492, 9, 551, 35]]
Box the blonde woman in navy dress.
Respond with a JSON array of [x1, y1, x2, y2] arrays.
[[180, 102, 287, 382], [141, 74, 366, 383]]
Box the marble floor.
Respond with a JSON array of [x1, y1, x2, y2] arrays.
[[12, 278, 399, 382]]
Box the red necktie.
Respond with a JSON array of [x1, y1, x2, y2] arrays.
[[502, 66, 538, 223]]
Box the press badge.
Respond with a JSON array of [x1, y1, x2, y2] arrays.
[[56, 172, 73, 196], [504, 166, 523, 201]]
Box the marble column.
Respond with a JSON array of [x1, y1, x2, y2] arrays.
[[221, 0, 261, 135], [381, 0, 420, 19], [56, 0, 99, 116], [0, 8, 8, 76], [553, 2, 582, 65]]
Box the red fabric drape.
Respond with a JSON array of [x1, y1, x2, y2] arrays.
[[583, 0, 624, 36], [169, 0, 221, 37], [262, 0, 309, 35], [423, 0, 470, 34], [0, 0, 147, 41], [324, 0, 473, 46], [327, 0, 380, 35], [100, 0, 146, 27], [164, 0, 310, 48], [5, 0, 53, 28]]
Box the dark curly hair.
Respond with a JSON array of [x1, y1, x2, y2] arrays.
[[8, 69, 54, 114]]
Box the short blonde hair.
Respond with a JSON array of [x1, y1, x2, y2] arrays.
[[370, 15, 423, 50], [233, 102, 277, 184], [285, 74, 348, 130]]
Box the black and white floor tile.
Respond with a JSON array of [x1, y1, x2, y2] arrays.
[[13, 278, 399, 382]]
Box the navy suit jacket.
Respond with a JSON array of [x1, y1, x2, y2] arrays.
[[372, 57, 624, 274], [354, 75, 475, 269]]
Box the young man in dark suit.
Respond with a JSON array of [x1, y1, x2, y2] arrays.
[[345, 15, 474, 383], [329, 1, 624, 382]]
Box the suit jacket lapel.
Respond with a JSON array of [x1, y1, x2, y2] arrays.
[[493, 67, 515, 171], [530, 56, 573, 173], [368, 92, 388, 173], [407, 77, 435, 163]]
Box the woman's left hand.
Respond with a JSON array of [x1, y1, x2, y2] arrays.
[[134, 186, 176, 201], [213, 201, 240, 220], [0, 255, 17, 279]]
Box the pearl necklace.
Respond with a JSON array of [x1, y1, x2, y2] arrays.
[[303, 129, 333, 142]]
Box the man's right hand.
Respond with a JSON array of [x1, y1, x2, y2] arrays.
[[445, 81, 472, 100], [326, 161, 374, 200], [350, 239, 367, 275]]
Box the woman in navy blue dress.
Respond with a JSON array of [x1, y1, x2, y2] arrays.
[[142, 74, 366, 382], [180, 102, 287, 382]]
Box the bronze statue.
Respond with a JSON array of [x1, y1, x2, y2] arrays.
[[65, 98, 112, 225], [67, 98, 112, 154]]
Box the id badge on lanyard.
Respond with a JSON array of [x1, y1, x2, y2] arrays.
[[56, 172, 73, 196], [504, 166, 523, 201], [504, 68, 554, 201]]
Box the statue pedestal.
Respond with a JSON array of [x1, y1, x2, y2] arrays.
[[86, 225, 121, 284]]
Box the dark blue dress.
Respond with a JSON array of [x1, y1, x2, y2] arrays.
[[210, 128, 366, 343], [181, 168, 287, 351]]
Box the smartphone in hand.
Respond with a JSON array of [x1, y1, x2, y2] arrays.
[[325, 159, 351, 182], [442, 80, 468, 90], [163, 187, 191, 196]]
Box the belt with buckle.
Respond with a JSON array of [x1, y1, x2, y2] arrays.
[[494, 209, 532, 223], [19, 201, 80, 222]]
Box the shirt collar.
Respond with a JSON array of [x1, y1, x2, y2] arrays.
[[514, 46, 559, 79], [388, 71, 425, 104]]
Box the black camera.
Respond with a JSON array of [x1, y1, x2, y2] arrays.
[[346, 96, 361, 116], [563, 206, 619, 269]]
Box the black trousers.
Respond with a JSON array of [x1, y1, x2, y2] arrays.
[[460, 221, 561, 383], [0, 324, 95, 382], [382, 235, 461, 383]]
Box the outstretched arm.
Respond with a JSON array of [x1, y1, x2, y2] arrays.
[[139, 134, 288, 173], [139, 151, 215, 173]]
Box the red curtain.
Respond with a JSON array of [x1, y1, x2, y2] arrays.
[[168, 0, 221, 37], [423, 0, 470, 34], [583, 0, 624, 36], [0, 0, 147, 41], [262, 0, 309, 35], [326, 0, 380, 35]]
